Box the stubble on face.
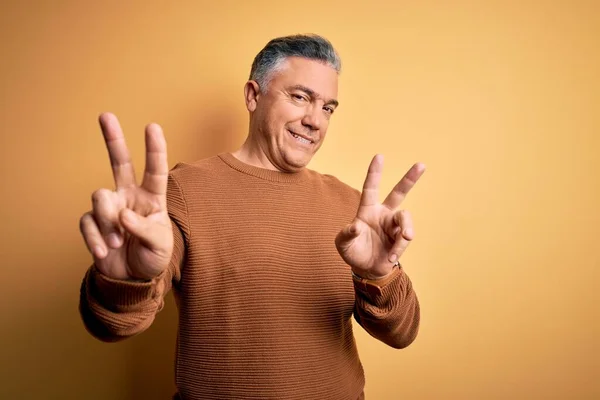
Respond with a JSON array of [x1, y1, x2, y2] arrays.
[[250, 57, 339, 172]]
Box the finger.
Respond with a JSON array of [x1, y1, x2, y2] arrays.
[[99, 112, 137, 189], [382, 162, 426, 209], [335, 221, 361, 248], [394, 209, 414, 240], [388, 210, 414, 262], [140, 123, 169, 198], [119, 208, 170, 250], [388, 235, 410, 264], [80, 212, 108, 259], [91, 188, 123, 249], [359, 154, 383, 208]]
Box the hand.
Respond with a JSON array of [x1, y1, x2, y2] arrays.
[[79, 113, 173, 281], [335, 155, 425, 280]]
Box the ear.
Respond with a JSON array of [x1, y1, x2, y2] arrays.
[[244, 80, 261, 112]]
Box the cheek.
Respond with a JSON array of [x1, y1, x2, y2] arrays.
[[259, 101, 305, 140], [276, 102, 305, 124]]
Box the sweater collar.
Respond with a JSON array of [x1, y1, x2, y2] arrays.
[[218, 152, 310, 183]]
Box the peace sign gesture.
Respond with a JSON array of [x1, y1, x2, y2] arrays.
[[335, 155, 426, 280], [79, 113, 173, 281]]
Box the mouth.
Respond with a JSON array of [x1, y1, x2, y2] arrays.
[[287, 129, 314, 145]]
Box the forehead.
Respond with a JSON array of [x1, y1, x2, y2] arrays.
[[270, 57, 338, 98]]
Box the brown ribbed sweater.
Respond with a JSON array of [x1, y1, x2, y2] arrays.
[[79, 153, 420, 400]]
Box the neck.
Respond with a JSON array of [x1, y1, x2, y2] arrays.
[[232, 136, 280, 171]]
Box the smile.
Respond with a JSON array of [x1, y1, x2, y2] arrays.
[[288, 130, 314, 145]]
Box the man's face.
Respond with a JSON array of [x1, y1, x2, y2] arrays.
[[248, 56, 339, 172]]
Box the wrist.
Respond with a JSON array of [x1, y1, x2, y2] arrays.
[[94, 264, 153, 283], [351, 261, 400, 281]]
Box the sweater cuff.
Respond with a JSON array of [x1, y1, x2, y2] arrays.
[[353, 266, 403, 303], [88, 265, 166, 311]]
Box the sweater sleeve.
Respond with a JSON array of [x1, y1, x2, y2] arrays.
[[79, 172, 189, 342], [353, 266, 420, 349]]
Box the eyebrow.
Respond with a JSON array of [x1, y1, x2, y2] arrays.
[[289, 85, 339, 108]]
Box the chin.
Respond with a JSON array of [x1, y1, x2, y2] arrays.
[[282, 151, 312, 171]]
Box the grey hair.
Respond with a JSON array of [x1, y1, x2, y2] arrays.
[[249, 34, 341, 92]]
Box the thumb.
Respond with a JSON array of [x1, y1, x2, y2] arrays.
[[119, 208, 170, 250], [335, 221, 360, 248]]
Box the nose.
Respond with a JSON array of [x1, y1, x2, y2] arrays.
[[301, 104, 323, 131]]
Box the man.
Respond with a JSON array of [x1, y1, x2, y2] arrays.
[[79, 34, 425, 400]]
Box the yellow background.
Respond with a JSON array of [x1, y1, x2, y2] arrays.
[[1, 1, 598, 399]]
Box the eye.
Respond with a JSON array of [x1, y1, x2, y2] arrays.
[[292, 94, 306, 101], [323, 106, 335, 114]]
